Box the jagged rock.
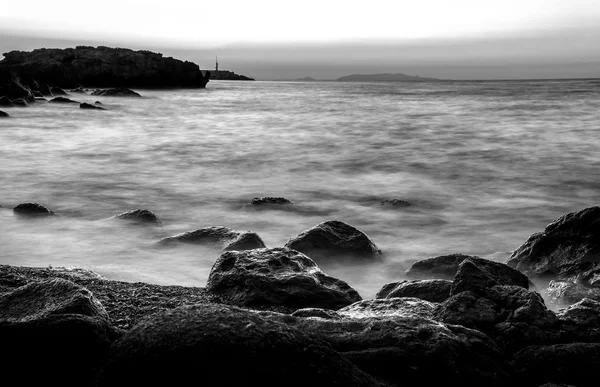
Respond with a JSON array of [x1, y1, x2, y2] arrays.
[[376, 279, 452, 302], [291, 308, 342, 319], [80, 102, 105, 110], [206, 247, 361, 309], [157, 226, 265, 251], [91, 88, 141, 97], [546, 280, 600, 305], [0, 95, 13, 106], [507, 207, 600, 286], [451, 258, 530, 295], [337, 297, 436, 320], [284, 220, 382, 262], [513, 343, 600, 387], [246, 196, 293, 207], [0, 110, 8, 117], [0, 81, 33, 101], [12, 98, 28, 107], [381, 198, 411, 207], [556, 298, 600, 343], [49, 96, 79, 103], [408, 253, 529, 289], [114, 209, 160, 224], [0, 279, 119, 387], [264, 310, 512, 387], [13, 202, 55, 217], [97, 304, 383, 387]]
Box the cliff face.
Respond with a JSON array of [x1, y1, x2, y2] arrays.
[[0, 46, 209, 89]]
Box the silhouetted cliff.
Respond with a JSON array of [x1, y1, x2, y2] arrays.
[[0, 46, 209, 88], [204, 70, 254, 81]]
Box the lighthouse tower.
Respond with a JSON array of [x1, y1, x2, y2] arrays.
[[215, 57, 219, 72]]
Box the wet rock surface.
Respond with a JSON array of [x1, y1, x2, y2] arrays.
[[337, 297, 437, 319], [157, 226, 265, 251], [13, 202, 55, 217], [546, 280, 600, 306], [246, 196, 294, 207], [376, 279, 452, 302], [91, 88, 141, 97], [114, 209, 160, 224], [206, 247, 361, 309], [49, 96, 79, 103], [80, 102, 106, 110]]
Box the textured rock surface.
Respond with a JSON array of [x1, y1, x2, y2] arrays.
[[284, 220, 382, 262], [376, 279, 452, 302], [12, 98, 28, 106], [337, 297, 437, 320], [0, 46, 209, 89], [13, 202, 55, 217], [380, 198, 411, 207], [157, 226, 265, 251], [206, 247, 361, 309], [546, 280, 600, 305], [246, 196, 293, 206], [98, 304, 383, 387], [91, 88, 141, 97], [114, 209, 160, 225], [507, 206, 600, 286]]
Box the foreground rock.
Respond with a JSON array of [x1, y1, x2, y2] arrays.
[[284, 220, 382, 262], [376, 279, 452, 302], [0, 110, 8, 117], [0, 279, 119, 386], [0, 46, 209, 89], [91, 88, 141, 97], [80, 102, 105, 110], [98, 304, 383, 387], [114, 209, 160, 225], [13, 202, 55, 217], [408, 253, 529, 289], [206, 247, 361, 309], [157, 226, 265, 251]]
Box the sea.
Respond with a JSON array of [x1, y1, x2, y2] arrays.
[[1, 79, 600, 298]]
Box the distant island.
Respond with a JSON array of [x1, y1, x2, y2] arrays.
[[294, 77, 319, 82], [204, 70, 254, 81], [0, 46, 209, 89], [336, 73, 439, 82]]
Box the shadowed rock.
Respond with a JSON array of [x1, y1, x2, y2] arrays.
[[114, 209, 160, 225], [0, 110, 8, 117], [91, 88, 141, 97], [32, 90, 43, 97], [95, 101, 102, 104], [284, 220, 382, 262], [157, 226, 265, 251], [0, 81, 33, 101], [97, 304, 383, 387], [12, 98, 28, 107], [49, 96, 79, 103], [0, 96, 13, 106], [80, 102, 105, 110], [50, 87, 68, 95], [70, 87, 86, 93], [376, 279, 452, 302], [13, 202, 55, 217], [206, 247, 361, 309]]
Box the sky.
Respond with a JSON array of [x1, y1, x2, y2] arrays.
[[1, 0, 599, 80]]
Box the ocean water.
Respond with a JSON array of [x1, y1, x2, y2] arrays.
[[1, 79, 600, 298]]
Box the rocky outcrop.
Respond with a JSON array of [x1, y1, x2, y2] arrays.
[[546, 280, 600, 305], [0, 81, 34, 101], [80, 102, 105, 110], [0, 110, 8, 117], [114, 209, 160, 224], [376, 279, 452, 302], [91, 88, 141, 97], [0, 46, 209, 89], [206, 70, 255, 81], [13, 202, 55, 217], [157, 226, 265, 251], [49, 96, 79, 104], [284, 220, 382, 262], [98, 304, 383, 387], [206, 247, 361, 309]]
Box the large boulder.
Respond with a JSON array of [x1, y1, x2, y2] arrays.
[[507, 207, 600, 286], [284, 220, 382, 262], [91, 88, 141, 97], [0, 81, 33, 101], [97, 304, 383, 387], [206, 247, 361, 309], [114, 209, 160, 225], [408, 253, 529, 289], [13, 202, 55, 217], [376, 279, 452, 302], [0, 279, 119, 386], [512, 343, 600, 387], [157, 226, 265, 251]]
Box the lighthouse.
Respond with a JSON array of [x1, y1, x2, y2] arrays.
[[215, 57, 219, 72]]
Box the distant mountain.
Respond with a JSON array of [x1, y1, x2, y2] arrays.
[[336, 73, 439, 82]]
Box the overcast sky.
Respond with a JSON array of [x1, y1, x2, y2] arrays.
[[1, 0, 599, 80]]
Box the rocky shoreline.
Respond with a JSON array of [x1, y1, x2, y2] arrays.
[[2, 202, 600, 386]]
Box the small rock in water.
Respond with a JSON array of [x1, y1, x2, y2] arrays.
[[80, 102, 106, 110], [50, 87, 68, 95], [157, 226, 265, 251], [91, 88, 141, 97], [381, 198, 411, 207], [94, 101, 102, 105], [115, 209, 160, 224], [49, 96, 79, 103], [13, 202, 55, 217], [0, 110, 8, 117], [376, 279, 453, 303], [12, 98, 29, 107], [247, 196, 293, 206]]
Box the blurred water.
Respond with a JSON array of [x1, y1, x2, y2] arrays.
[[1, 79, 600, 298]]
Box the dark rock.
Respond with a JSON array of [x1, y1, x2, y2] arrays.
[[70, 86, 86, 93], [95, 101, 102, 104], [50, 86, 68, 95], [0, 95, 13, 106], [39, 83, 53, 96], [546, 280, 600, 306], [157, 226, 265, 251], [451, 258, 530, 295], [537, 384, 578, 387], [555, 298, 600, 343], [513, 343, 600, 387], [13, 202, 55, 217], [32, 90, 43, 98], [205, 70, 255, 81], [12, 98, 29, 107], [408, 253, 529, 289], [265, 310, 512, 387], [97, 304, 383, 387], [80, 102, 105, 110], [381, 198, 411, 207], [247, 196, 293, 206], [114, 209, 160, 224], [91, 88, 141, 97], [0, 81, 33, 101], [376, 279, 452, 302], [35, 97, 47, 102], [284, 220, 382, 262], [337, 297, 437, 320], [0, 279, 119, 387], [49, 96, 79, 103], [206, 247, 361, 309], [507, 206, 600, 286], [0, 110, 8, 117]]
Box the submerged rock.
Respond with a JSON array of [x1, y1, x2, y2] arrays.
[[49, 96, 79, 103], [91, 88, 141, 97], [376, 279, 452, 303], [380, 198, 411, 208], [0, 110, 8, 117], [206, 247, 361, 309], [546, 280, 600, 305], [97, 304, 382, 387], [246, 196, 294, 207], [114, 209, 160, 224], [284, 220, 382, 262], [157, 226, 265, 251], [13, 202, 55, 217], [80, 102, 105, 110]]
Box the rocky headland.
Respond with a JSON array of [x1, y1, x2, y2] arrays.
[[205, 70, 254, 81], [2, 203, 600, 386]]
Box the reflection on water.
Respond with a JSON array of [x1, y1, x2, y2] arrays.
[[1, 79, 600, 298]]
